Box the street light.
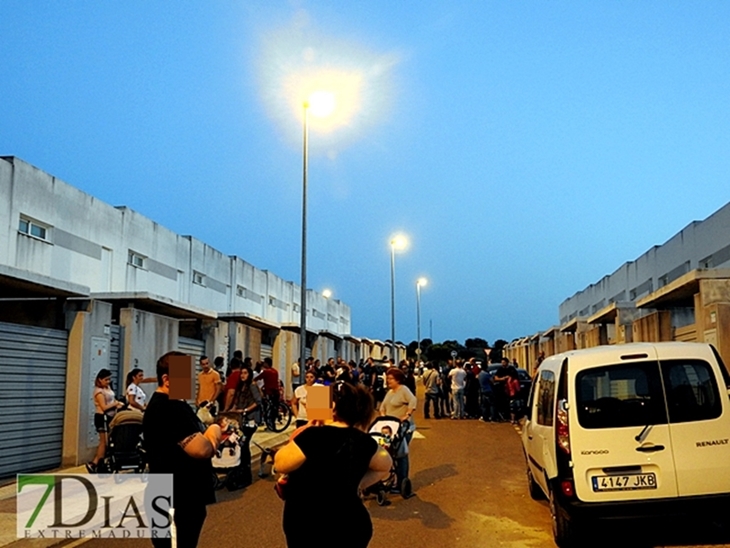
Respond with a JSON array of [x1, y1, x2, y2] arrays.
[[299, 92, 336, 385], [389, 234, 408, 357], [322, 288, 332, 299], [416, 277, 428, 359]]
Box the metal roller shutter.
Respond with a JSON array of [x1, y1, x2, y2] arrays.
[[260, 344, 273, 359], [0, 321, 68, 479], [178, 337, 205, 400]]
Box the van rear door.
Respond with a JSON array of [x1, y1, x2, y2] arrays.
[[570, 354, 679, 503], [660, 345, 730, 496]]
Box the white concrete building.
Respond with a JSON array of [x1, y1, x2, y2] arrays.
[[0, 156, 362, 478]]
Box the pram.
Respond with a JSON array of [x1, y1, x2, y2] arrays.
[[363, 415, 412, 505], [104, 408, 146, 474], [211, 412, 252, 491]]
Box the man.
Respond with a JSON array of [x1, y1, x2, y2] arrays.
[[448, 360, 467, 419], [478, 363, 495, 422], [400, 360, 417, 396], [195, 355, 222, 413], [422, 362, 441, 419], [143, 351, 222, 548], [259, 357, 280, 425], [492, 358, 511, 421], [223, 357, 243, 412]]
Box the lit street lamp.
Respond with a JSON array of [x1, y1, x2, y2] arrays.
[[389, 234, 408, 356], [299, 92, 336, 385], [416, 277, 427, 359], [322, 288, 332, 299]]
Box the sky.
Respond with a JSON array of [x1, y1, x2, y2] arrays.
[[2, 2, 730, 345]]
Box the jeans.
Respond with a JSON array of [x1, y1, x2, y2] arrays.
[[452, 388, 465, 418], [480, 392, 495, 421], [424, 392, 440, 418]]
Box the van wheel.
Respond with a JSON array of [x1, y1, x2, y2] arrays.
[[549, 489, 578, 547], [526, 466, 544, 500]]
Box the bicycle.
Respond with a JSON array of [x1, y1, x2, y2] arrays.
[[261, 394, 293, 433]]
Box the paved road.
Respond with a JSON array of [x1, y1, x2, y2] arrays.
[[9, 389, 730, 548]]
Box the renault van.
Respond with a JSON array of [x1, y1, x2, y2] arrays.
[[521, 342, 730, 547]]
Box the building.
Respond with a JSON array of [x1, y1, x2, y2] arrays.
[[505, 201, 730, 375], [0, 156, 403, 479]]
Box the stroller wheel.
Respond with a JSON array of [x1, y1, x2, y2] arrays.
[[376, 489, 388, 506], [400, 478, 413, 499], [212, 472, 224, 490]]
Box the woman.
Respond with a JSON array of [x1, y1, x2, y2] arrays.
[[125, 368, 147, 411], [86, 368, 123, 473], [229, 365, 262, 487], [291, 370, 316, 428], [275, 383, 392, 548], [380, 367, 417, 493]]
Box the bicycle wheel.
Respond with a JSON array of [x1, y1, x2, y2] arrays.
[[267, 401, 292, 433]]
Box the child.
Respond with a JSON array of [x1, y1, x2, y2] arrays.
[[378, 425, 393, 448]]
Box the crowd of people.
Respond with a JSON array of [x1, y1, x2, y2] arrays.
[[85, 349, 533, 548]]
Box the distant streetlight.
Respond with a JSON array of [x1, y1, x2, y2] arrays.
[[299, 92, 337, 385], [416, 277, 428, 359], [322, 288, 332, 299], [389, 234, 408, 352]]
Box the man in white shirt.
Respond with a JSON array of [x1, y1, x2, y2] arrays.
[[448, 361, 467, 419]]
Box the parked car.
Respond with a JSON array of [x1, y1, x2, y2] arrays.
[[487, 364, 532, 401], [521, 342, 730, 547]]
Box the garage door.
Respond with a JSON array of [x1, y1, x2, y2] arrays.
[[179, 337, 205, 400], [0, 321, 68, 479]]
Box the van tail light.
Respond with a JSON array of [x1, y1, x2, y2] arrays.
[[561, 479, 575, 498], [556, 399, 570, 455]]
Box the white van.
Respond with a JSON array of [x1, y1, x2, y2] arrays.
[[521, 342, 730, 547]]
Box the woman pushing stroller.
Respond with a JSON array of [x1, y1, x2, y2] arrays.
[[380, 367, 417, 495]]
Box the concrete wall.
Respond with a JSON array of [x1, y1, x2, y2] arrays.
[[63, 300, 114, 466], [559, 202, 730, 324]]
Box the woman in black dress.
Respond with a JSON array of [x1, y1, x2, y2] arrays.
[[274, 383, 392, 548]]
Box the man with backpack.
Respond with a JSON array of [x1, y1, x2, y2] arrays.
[[422, 362, 441, 419]]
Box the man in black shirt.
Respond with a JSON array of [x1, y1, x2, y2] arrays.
[[143, 351, 222, 548]]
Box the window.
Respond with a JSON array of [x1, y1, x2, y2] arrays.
[[661, 360, 721, 423], [193, 271, 205, 286], [536, 370, 556, 426], [236, 285, 245, 297], [18, 216, 49, 241], [576, 362, 666, 429], [128, 251, 146, 269]]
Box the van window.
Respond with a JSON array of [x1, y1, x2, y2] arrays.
[[576, 363, 667, 429], [536, 370, 556, 426], [661, 360, 722, 423]]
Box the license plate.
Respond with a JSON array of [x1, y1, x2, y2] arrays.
[[592, 473, 657, 491]]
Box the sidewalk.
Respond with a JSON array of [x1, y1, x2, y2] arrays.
[[0, 424, 294, 548]]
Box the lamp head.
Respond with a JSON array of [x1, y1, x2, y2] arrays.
[[417, 277, 428, 288], [322, 289, 332, 299], [390, 234, 408, 251]]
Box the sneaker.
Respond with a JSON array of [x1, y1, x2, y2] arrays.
[[85, 462, 97, 474]]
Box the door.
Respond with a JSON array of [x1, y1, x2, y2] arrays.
[[661, 356, 730, 496], [0, 321, 68, 479], [570, 357, 679, 502], [524, 368, 557, 496]]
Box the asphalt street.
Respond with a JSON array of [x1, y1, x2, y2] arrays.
[[7, 387, 730, 548]]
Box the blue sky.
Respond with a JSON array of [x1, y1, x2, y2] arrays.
[[2, 2, 729, 345]]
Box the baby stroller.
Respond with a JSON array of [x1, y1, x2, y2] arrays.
[[364, 415, 412, 505], [211, 412, 250, 491], [104, 408, 146, 474]]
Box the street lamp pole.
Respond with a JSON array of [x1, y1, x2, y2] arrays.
[[299, 102, 309, 385], [416, 277, 427, 359], [390, 242, 396, 354]]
